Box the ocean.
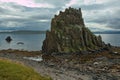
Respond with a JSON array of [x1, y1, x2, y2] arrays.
[[0, 32, 120, 51], [96, 34, 120, 47], [0, 32, 46, 51]]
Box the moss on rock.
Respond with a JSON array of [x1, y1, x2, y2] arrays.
[[42, 7, 105, 54]]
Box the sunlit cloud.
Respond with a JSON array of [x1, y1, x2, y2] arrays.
[[0, 0, 55, 8], [65, 0, 78, 7], [84, 0, 95, 5], [37, 20, 49, 22], [83, 0, 110, 5]]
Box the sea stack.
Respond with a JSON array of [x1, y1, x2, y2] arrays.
[[5, 36, 12, 43], [42, 7, 104, 54]]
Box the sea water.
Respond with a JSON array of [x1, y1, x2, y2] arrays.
[[0, 32, 119, 51]]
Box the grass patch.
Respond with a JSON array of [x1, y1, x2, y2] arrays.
[[0, 59, 52, 80]]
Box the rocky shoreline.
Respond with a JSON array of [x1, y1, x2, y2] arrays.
[[0, 50, 88, 80], [0, 7, 120, 80], [0, 47, 120, 80]]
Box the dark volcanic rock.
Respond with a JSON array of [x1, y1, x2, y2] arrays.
[[5, 36, 12, 43], [42, 7, 105, 54]]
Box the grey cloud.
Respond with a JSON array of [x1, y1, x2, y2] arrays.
[[73, 0, 119, 11], [107, 18, 120, 29], [75, 0, 120, 30], [85, 8, 120, 29], [0, 0, 71, 31], [0, 8, 7, 14], [0, 3, 57, 30], [0, 0, 120, 31], [18, 21, 51, 30], [35, 0, 69, 7]]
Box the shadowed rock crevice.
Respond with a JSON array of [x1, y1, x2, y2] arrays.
[[42, 7, 105, 54]]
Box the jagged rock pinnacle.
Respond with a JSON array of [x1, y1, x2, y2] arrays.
[[42, 7, 104, 54]]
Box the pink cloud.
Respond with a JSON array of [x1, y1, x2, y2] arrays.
[[0, 0, 54, 8]]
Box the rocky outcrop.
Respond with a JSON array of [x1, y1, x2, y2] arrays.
[[5, 36, 12, 43], [42, 7, 104, 54]]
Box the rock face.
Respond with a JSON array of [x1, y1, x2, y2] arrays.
[[42, 7, 104, 54]]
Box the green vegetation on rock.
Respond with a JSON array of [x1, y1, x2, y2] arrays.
[[42, 7, 105, 54]]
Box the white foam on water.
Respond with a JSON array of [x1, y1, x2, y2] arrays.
[[23, 56, 43, 62]]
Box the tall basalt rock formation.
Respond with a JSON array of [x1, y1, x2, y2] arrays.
[[42, 7, 104, 54]]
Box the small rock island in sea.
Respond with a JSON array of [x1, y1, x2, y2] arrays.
[[42, 7, 105, 54]]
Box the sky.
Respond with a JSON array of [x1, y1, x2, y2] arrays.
[[0, 0, 119, 31]]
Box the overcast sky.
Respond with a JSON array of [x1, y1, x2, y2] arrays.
[[0, 0, 119, 31]]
